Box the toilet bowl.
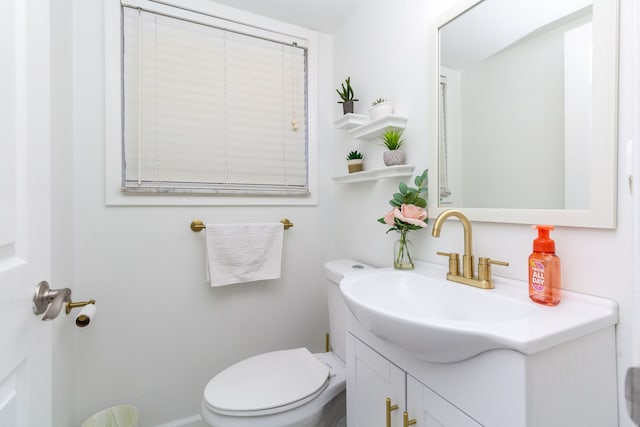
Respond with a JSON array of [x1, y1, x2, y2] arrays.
[[201, 259, 373, 427]]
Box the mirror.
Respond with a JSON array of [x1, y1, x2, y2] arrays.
[[428, 0, 618, 228]]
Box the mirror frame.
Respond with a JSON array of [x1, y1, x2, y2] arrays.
[[427, 0, 619, 228]]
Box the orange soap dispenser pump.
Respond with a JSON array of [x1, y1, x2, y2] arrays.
[[528, 225, 561, 306]]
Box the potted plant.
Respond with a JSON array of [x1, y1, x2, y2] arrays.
[[369, 97, 394, 121], [380, 128, 406, 166], [346, 150, 364, 173], [336, 76, 359, 115]]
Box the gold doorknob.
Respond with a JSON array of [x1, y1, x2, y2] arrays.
[[386, 398, 399, 427]]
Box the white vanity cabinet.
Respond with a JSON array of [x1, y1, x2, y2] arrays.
[[347, 333, 481, 427], [345, 314, 618, 426]]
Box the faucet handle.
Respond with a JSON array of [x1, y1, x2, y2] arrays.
[[477, 257, 509, 282], [437, 251, 460, 276]]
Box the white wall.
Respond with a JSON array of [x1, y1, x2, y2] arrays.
[[64, 1, 335, 425], [333, 0, 636, 425]]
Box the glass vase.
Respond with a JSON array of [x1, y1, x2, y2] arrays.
[[394, 230, 414, 270]]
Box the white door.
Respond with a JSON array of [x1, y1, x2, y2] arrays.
[[0, 0, 52, 426]]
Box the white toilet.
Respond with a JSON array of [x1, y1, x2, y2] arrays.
[[201, 259, 372, 427]]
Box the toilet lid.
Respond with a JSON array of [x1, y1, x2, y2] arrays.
[[204, 348, 330, 415]]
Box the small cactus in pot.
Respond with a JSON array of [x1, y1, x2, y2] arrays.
[[336, 77, 359, 115]]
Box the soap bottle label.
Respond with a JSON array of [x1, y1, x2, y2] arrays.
[[530, 260, 545, 292]]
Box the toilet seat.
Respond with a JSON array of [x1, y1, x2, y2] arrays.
[[204, 348, 330, 417]]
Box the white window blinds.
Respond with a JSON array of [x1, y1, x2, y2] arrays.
[[121, 6, 308, 194]]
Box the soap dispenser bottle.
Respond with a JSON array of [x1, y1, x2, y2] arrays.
[[528, 225, 561, 306]]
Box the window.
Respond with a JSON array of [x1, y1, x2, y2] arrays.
[[105, 0, 318, 204]]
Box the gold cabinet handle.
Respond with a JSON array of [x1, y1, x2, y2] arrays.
[[403, 411, 417, 427], [386, 398, 399, 427]]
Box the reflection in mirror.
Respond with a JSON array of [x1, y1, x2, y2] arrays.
[[431, 0, 618, 228], [440, 0, 592, 209]]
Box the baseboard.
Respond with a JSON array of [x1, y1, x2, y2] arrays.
[[155, 414, 206, 427]]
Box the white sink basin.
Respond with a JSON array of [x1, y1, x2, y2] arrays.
[[340, 262, 618, 363]]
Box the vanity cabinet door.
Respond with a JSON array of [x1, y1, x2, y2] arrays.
[[347, 334, 405, 427], [406, 375, 481, 427]]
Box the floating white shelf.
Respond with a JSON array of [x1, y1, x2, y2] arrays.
[[348, 115, 408, 140], [333, 113, 366, 130], [331, 165, 415, 184]]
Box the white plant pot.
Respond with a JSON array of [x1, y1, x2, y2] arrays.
[[369, 102, 393, 121], [383, 150, 406, 166]]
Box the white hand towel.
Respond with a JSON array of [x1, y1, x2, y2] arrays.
[[206, 223, 284, 287]]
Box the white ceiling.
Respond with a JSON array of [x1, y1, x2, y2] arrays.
[[209, 0, 365, 34]]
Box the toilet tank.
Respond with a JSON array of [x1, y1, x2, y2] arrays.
[[324, 259, 375, 362]]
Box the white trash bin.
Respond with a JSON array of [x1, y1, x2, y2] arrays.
[[81, 405, 139, 427]]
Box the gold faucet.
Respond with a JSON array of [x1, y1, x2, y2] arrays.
[[431, 209, 508, 289]]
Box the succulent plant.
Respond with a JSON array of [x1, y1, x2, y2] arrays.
[[371, 97, 386, 107], [346, 150, 364, 160], [380, 128, 405, 150]]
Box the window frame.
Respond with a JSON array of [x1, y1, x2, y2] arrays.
[[104, 0, 319, 206]]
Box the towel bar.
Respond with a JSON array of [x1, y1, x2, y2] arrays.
[[190, 218, 293, 232]]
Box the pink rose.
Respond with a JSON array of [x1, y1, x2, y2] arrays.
[[395, 204, 427, 227], [383, 208, 396, 225]]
